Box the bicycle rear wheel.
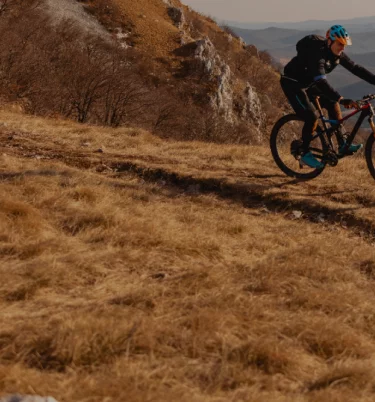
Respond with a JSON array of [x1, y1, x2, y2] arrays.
[[270, 114, 326, 180]]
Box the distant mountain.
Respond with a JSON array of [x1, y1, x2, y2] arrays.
[[231, 27, 321, 60], [229, 25, 375, 99], [231, 27, 318, 50], [225, 16, 375, 33], [230, 26, 375, 57], [340, 80, 375, 99], [349, 52, 375, 68]]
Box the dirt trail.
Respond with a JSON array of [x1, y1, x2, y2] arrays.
[[1, 128, 375, 242]]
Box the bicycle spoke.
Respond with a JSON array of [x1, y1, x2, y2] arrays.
[[270, 114, 326, 180], [275, 120, 323, 172]]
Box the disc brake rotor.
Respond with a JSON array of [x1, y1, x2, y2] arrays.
[[290, 139, 303, 159]]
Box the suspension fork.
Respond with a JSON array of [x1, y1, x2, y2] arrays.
[[369, 104, 375, 136], [370, 119, 375, 137], [344, 109, 368, 147]]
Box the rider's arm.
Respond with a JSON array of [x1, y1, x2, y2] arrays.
[[307, 57, 342, 102], [340, 53, 375, 85]]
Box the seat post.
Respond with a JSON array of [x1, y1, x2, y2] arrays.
[[315, 96, 328, 131]]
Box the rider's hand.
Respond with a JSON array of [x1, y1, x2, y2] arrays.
[[340, 98, 360, 109]]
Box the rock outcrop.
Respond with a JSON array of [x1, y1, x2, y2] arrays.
[[44, 0, 108, 37], [176, 37, 266, 130], [194, 37, 234, 123], [241, 83, 265, 141], [167, 6, 185, 29], [0, 396, 58, 402]]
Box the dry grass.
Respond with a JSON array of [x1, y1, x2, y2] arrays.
[[1, 109, 375, 401], [113, 0, 180, 60], [1, 107, 375, 224], [111, 0, 245, 71]]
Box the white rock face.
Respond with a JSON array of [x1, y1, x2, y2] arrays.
[[238, 36, 246, 48], [194, 37, 218, 74], [114, 28, 130, 49], [194, 37, 234, 123], [44, 0, 109, 38], [242, 83, 265, 141], [167, 7, 185, 29], [213, 64, 233, 123], [0, 395, 58, 402]]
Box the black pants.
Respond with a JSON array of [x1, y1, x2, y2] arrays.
[[280, 76, 342, 153]]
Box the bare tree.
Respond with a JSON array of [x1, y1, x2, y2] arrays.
[[102, 76, 149, 127]]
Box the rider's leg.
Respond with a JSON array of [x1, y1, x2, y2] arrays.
[[280, 78, 323, 168], [319, 97, 362, 154], [281, 77, 318, 151], [318, 98, 345, 145]]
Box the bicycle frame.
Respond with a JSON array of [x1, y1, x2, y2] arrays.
[[270, 92, 375, 180], [313, 96, 375, 154]]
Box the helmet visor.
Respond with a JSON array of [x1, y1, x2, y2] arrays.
[[335, 35, 352, 46]]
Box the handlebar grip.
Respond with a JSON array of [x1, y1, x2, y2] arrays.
[[363, 94, 375, 100]]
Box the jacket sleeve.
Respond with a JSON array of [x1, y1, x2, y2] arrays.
[[306, 56, 342, 102], [341, 53, 375, 85]]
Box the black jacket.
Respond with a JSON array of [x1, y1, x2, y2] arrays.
[[283, 35, 375, 102]]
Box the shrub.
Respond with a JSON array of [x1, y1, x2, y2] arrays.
[[0, 0, 287, 144]]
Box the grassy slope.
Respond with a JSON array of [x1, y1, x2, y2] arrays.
[[1, 109, 375, 401], [113, 0, 179, 58], [112, 0, 244, 71]]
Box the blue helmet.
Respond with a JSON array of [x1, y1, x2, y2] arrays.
[[326, 25, 352, 46]]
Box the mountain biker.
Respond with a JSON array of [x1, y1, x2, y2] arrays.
[[280, 25, 375, 168]]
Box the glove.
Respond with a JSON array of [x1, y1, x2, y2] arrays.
[[339, 98, 360, 109]]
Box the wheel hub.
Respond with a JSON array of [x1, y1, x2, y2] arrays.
[[291, 139, 303, 159]]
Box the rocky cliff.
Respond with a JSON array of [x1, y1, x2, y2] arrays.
[[0, 0, 285, 143]]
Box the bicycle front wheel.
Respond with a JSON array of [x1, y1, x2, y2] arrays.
[[365, 133, 375, 180], [270, 114, 326, 180]]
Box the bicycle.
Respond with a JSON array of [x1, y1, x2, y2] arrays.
[[270, 94, 375, 180]]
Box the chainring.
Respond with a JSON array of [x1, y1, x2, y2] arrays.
[[322, 150, 339, 167]]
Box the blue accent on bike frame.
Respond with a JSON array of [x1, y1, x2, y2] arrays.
[[322, 118, 340, 125], [295, 95, 306, 110], [314, 75, 327, 81]]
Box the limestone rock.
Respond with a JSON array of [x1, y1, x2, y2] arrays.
[[114, 28, 130, 49], [213, 64, 233, 123], [194, 37, 218, 74], [44, 0, 108, 38], [0, 395, 58, 402], [291, 210, 303, 219], [241, 83, 265, 141], [167, 7, 185, 29], [238, 36, 246, 48], [194, 37, 234, 123]]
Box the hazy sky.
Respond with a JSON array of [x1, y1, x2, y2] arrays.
[[182, 0, 371, 23]]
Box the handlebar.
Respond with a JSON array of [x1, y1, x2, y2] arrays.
[[361, 94, 375, 102]]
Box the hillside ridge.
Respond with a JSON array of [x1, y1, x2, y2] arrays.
[[0, 0, 285, 144]]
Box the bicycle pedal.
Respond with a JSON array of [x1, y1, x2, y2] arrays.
[[339, 151, 354, 157]]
